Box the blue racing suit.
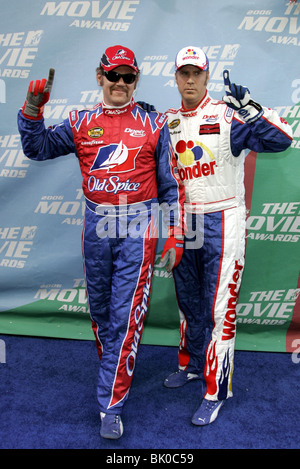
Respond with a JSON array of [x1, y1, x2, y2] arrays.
[[18, 99, 184, 413]]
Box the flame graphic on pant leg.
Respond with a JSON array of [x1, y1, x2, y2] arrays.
[[178, 319, 190, 369], [204, 341, 218, 396], [218, 349, 230, 400]]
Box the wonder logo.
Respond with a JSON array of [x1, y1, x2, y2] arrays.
[[90, 142, 141, 173], [175, 139, 216, 181], [222, 260, 244, 340]]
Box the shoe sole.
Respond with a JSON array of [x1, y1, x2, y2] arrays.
[[100, 431, 123, 439]]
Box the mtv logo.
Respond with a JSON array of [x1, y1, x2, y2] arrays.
[[24, 30, 43, 46], [221, 44, 240, 60], [21, 226, 37, 240], [291, 288, 300, 302]]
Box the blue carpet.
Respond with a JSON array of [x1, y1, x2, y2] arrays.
[[0, 334, 299, 450]]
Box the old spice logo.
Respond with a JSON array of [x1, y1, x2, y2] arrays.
[[113, 49, 130, 62], [104, 107, 128, 115], [107, 264, 153, 409], [222, 260, 243, 340], [126, 264, 153, 377], [90, 142, 141, 173]]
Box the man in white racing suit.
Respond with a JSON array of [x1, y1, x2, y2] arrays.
[[163, 46, 293, 425]]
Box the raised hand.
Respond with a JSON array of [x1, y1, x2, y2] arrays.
[[222, 70, 263, 124], [22, 68, 55, 120]]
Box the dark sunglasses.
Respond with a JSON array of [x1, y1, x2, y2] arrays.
[[104, 70, 137, 85]]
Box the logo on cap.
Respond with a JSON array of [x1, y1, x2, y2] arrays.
[[113, 48, 130, 62], [186, 48, 198, 57], [100, 45, 139, 72]]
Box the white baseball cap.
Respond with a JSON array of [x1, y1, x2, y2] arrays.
[[175, 46, 209, 71]]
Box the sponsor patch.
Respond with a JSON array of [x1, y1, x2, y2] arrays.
[[199, 123, 220, 135], [88, 127, 104, 138], [168, 119, 180, 129]]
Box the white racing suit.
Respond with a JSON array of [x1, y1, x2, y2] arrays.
[[166, 92, 293, 400]]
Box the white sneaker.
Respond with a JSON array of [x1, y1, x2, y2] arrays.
[[192, 399, 224, 426]]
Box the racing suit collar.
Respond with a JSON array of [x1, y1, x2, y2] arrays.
[[180, 91, 210, 116], [101, 98, 135, 116]]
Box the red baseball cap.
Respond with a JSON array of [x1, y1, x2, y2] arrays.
[[100, 45, 139, 73]]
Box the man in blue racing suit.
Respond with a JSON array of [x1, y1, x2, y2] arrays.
[[17, 45, 185, 439], [163, 46, 293, 426]]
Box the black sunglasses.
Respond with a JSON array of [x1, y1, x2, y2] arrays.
[[104, 70, 137, 85]]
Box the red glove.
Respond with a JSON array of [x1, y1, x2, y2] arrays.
[[22, 68, 55, 120], [161, 227, 184, 272]]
